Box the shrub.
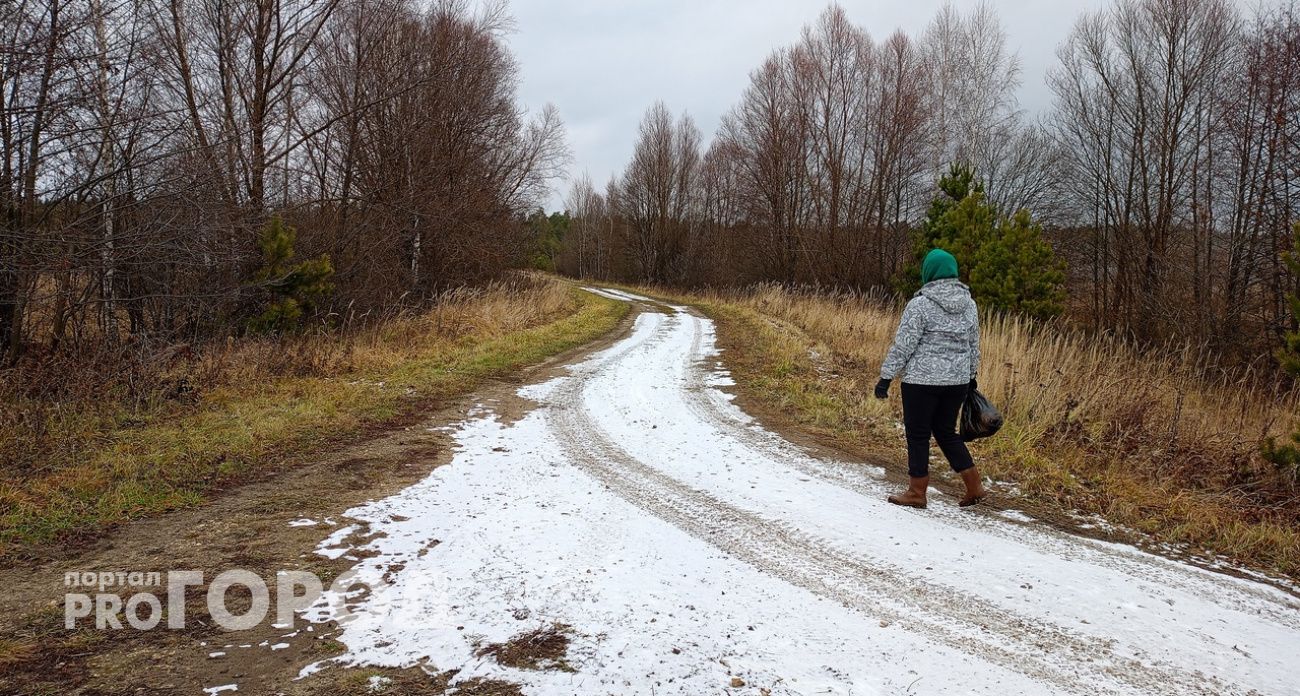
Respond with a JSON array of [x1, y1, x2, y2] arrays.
[[248, 217, 334, 334]]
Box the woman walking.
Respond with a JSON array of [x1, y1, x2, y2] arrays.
[[874, 249, 987, 509]]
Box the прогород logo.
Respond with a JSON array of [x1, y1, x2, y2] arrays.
[[62, 568, 396, 631]]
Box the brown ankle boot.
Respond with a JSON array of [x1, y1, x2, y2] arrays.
[[888, 476, 929, 509], [958, 467, 987, 507]]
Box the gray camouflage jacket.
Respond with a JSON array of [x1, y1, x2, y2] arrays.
[[880, 279, 980, 386]]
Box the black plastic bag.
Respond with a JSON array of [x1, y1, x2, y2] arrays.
[[960, 389, 1004, 442]]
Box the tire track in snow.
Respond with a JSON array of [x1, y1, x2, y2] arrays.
[[544, 306, 1231, 696]]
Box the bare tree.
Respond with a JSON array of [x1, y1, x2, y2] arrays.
[[716, 50, 809, 283], [1217, 4, 1300, 343], [0, 0, 90, 360], [865, 30, 933, 281], [922, 2, 1022, 180], [790, 6, 873, 284], [1050, 0, 1239, 335], [614, 102, 701, 284], [561, 174, 610, 280]]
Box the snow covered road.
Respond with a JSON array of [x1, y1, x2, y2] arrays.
[[302, 288, 1300, 695]]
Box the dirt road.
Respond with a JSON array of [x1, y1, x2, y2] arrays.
[[297, 289, 1300, 695]]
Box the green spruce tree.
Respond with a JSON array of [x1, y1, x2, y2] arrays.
[[933, 187, 997, 274], [248, 217, 334, 334], [970, 209, 1067, 320], [1263, 222, 1300, 482], [900, 164, 1066, 320]]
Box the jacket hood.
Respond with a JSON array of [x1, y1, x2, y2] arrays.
[[919, 278, 973, 314], [921, 249, 960, 284]]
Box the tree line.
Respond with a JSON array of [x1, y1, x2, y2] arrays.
[[0, 0, 567, 364], [557, 0, 1300, 359]]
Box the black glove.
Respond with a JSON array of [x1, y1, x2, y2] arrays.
[[969, 377, 978, 392], [874, 378, 891, 400]]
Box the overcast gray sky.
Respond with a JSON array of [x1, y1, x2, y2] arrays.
[[506, 0, 1114, 211]]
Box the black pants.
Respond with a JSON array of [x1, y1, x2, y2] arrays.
[[901, 382, 974, 478]]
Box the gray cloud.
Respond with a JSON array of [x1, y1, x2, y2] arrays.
[[507, 0, 1112, 210]]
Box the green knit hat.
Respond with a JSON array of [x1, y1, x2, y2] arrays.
[[921, 248, 959, 285]]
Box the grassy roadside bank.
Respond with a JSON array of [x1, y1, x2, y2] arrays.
[[0, 278, 628, 558], [630, 283, 1300, 581]]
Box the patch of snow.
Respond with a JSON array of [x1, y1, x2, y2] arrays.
[[295, 659, 328, 680], [580, 286, 652, 303], [288, 518, 318, 527], [999, 510, 1035, 523], [580, 287, 632, 301], [316, 524, 358, 559], [202, 685, 237, 695]]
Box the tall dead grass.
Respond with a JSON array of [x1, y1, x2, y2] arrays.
[[201, 274, 579, 385], [693, 283, 1300, 576], [0, 274, 576, 476], [0, 274, 619, 555]]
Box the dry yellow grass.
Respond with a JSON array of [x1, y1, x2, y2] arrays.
[[662, 283, 1300, 579], [0, 274, 628, 555]]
